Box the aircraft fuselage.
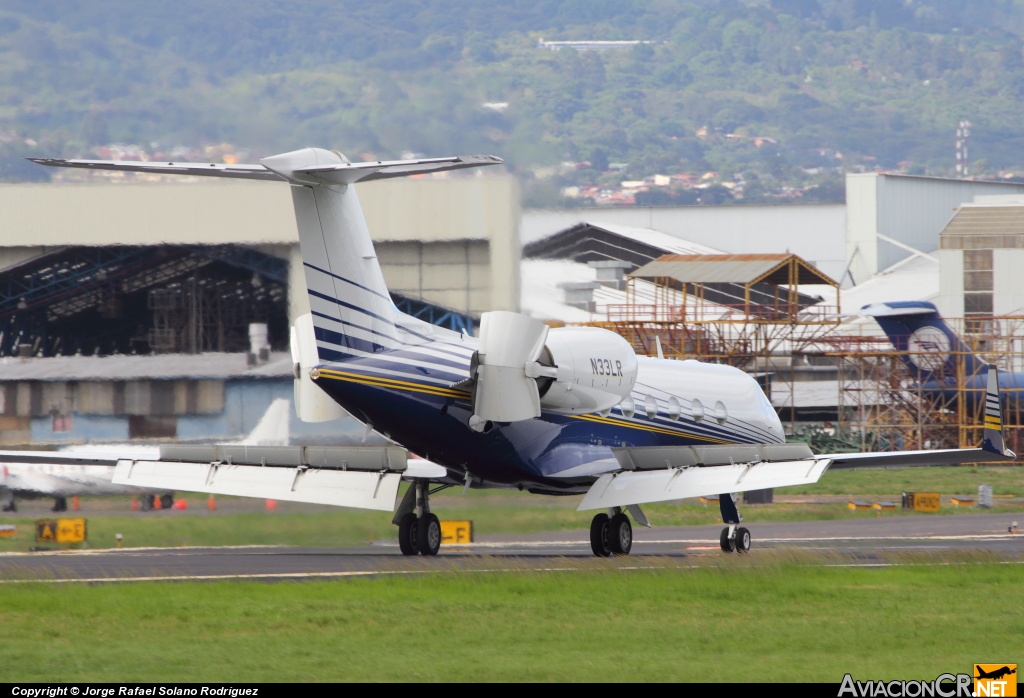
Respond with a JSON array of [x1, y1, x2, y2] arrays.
[[312, 336, 784, 494]]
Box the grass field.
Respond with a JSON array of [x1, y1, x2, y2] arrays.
[[0, 465, 1022, 551], [2, 556, 1021, 682]]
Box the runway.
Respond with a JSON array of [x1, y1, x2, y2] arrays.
[[1, 512, 1021, 582]]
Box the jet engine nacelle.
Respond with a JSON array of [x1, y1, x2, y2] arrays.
[[538, 327, 638, 414]]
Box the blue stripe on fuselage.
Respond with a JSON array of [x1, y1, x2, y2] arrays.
[[314, 348, 771, 489]]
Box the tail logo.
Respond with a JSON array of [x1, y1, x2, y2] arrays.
[[907, 325, 951, 373]]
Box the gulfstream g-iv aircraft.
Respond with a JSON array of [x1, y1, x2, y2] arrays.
[[26, 150, 1016, 557]]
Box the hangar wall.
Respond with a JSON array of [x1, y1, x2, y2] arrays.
[[0, 175, 520, 321], [845, 173, 1024, 287]]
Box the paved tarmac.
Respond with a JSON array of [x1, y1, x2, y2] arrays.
[[1, 513, 1021, 582]]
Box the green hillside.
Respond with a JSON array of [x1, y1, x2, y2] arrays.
[[4, 0, 1024, 203]]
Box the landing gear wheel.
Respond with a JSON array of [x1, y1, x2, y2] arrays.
[[590, 513, 612, 557], [609, 513, 632, 555], [52, 497, 67, 513], [735, 527, 751, 553], [720, 527, 736, 553], [141, 495, 154, 512], [160, 494, 174, 510], [417, 513, 441, 556], [398, 513, 419, 556]]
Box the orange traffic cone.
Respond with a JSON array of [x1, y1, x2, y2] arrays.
[[207, 495, 217, 511], [265, 499, 277, 510], [173, 499, 187, 510], [153, 495, 162, 510], [72, 495, 80, 511], [130, 496, 139, 511]]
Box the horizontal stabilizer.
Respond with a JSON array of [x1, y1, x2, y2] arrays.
[[30, 151, 503, 186], [578, 459, 832, 511], [297, 154, 504, 184], [113, 459, 402, 511], [28, 158, 283, 181]]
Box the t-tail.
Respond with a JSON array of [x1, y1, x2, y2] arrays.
[[29, 149, 504, 364], [860, 301, 985, 383]]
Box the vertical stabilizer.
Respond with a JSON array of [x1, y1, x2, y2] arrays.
[[262, 149, 397, 362], [860, 301, 985, 382], [29, 148, 503, 364]]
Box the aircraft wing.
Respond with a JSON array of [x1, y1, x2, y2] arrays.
[[579, 364, 1016, 511], [0, 450, 120, 467], [111, 445, 425, 511]]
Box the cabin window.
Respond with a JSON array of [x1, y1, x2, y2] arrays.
[[644, 395, 658, 419], [667, 397, 681, 421], [620, 397, 635, 418], [714, 401, 728, 425], [691, 398, 704, 422]]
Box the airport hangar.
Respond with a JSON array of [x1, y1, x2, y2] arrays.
[[0, 173, 519, 444], [519, 173, 1024, 434], [4, 168, 1024, 446]]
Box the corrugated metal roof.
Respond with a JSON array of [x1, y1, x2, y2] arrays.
[[939, 203, 1024, 249], [0, 352, 292, 382], [523, 221, 722, 266], [630, 254, 836, 286], [580, 222, 723, 255]]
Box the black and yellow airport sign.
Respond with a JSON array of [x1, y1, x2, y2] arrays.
[[35, 518, 87, 544], [905, 492, 941, 512], [440, 520, 473, 544]]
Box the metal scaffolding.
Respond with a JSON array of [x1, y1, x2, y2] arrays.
[[586, 253, 842, 432], [819, 316, 1024, 456]]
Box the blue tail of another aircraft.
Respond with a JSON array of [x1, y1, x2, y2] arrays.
[[860, 301, 986, 383]]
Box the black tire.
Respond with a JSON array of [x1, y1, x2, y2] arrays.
[[735, 527, 751, 553], [417, 513, 441, 556], [590, 513, 612, 557], [720, 527, 735, 553], [160, 493, 174, 510], [609, 513, 632, 555], [52, 497, 67, 513], [398, 513, 419, 556], [141, 495, 154, 512]]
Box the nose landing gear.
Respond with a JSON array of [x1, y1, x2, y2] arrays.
[[718, 494, 751, 553]]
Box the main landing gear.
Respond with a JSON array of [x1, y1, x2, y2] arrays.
[[394, 481, 447, 556], [718, 493, 751, 553], [590, 508, 634, 557]]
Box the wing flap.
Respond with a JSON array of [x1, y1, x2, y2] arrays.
[[578, 459, 833, 511], [113, 460, 401, 511]]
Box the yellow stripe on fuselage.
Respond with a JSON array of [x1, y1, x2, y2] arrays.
[[570, 412, 730, 443], [317, 368, 730, 443], [317, 368, 470, 399]]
